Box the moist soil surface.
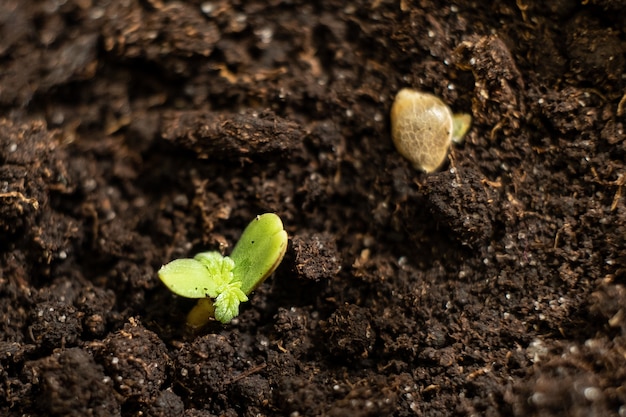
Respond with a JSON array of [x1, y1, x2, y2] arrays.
[[1, 1, 626, 416]]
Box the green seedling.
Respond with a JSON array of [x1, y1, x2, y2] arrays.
[[158, 213, 288, 327]]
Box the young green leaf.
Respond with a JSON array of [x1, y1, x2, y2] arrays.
[[213, 282, 248, 323], [230, 213, 288, 295], [194, 252, 235, 288], [195, 252, 248, 323]]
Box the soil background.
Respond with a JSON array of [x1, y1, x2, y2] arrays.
[[1, 0, 626, 416]]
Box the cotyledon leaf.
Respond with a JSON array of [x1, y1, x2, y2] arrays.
[[158, 256, 222, 299], [230, 213, 288, 295]]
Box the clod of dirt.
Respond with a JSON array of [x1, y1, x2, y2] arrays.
[[28, 300, 82, 351], [76, 285, 117, 338], [102, 0, 220, 66], [141, 389, 184, 417], [22, 348, 121, 416], [0, 5, 99, 106], [510, 337, 626, 416], [90, 319, 170, 404], [589, 283, 626, 332], [0, 119, 78, 269], [229, 374, 272, 413], [587, 0, 626, 10], [0, 341, 36, 407], [424, 168, 497, 247], [324, 375, 401, 417], [0, 119, 57, 239], [275, 375, 327, 416], [160, 109, 303, 160], [454, 34, 526, 137], [321, 304, 375, 360], [172, 329, 272, 414], [290, 232, 341, 281], [174, 333, 235, 400], [273, 307, 317, 358], [566, 14, 625, 89], [265, 349, 297, 382], [536, 86, 601, 135]]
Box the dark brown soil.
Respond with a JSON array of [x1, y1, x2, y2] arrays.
[[1, 1, 625, 416]]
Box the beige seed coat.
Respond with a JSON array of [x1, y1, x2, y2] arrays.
[[390, 88, 454, 173]]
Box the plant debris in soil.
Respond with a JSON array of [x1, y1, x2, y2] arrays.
[[1, 0, 626, 416]]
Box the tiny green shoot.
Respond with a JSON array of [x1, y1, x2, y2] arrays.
[[158, 213, 288, 326]]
